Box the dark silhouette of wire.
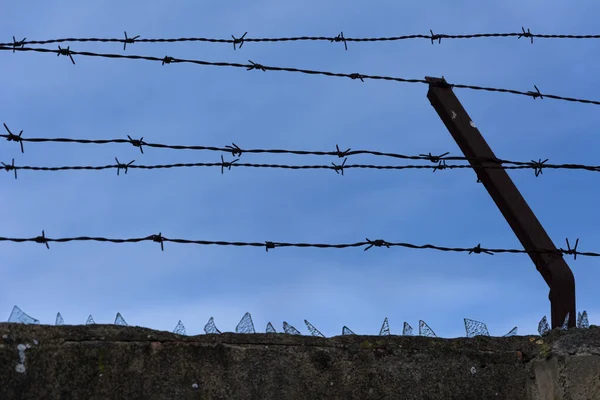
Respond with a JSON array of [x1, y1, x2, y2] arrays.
[[0, 232, 593, 258], [2, 45, 599, 106], [1, 157, 598, 180], [4, 29, 600, 50]]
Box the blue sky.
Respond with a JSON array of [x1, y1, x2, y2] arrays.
[[1, 1, 599, 338]]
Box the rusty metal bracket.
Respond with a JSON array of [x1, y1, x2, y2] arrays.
[[425, 76, 575, 329]]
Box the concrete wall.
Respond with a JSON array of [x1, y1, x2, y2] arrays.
[[1, 323, 599, 400]]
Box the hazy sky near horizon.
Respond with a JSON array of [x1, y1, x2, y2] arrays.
[[1, 0, 599, 338]]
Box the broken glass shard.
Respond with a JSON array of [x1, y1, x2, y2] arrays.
[[538, 316, 550, 336], [379, 317, 390, 336], [8, 306, 40, 324], [503, 326, 518, 337], [561, 313, 570, 331], [464, 318, 490, 338], [304, 320, 325, 337], [173, 320, 186, 335], [283, 321, 301, 335], [266, 322, 276, 333], [86, 315, 95, 325], [114, 312, 128, 326], [403, 322, 413, 336], [419, 320, 436, 337], [342, 326, 355, 335], [235, 312, 255, 334], [204, 317, 221, 334], [577, 311, 589, 329], [55, 312, 64, 326]]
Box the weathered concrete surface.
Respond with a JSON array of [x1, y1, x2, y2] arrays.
[[0, 323, 598, 400]]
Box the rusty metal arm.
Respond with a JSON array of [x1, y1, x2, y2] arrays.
[[425, 76, 575, 329]]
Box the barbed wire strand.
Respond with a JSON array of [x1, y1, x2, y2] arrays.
[[1, 158, 598, 179], [4, 28, 600, 49], [0, 232, 594, 258], [1, 129, 598, 174], [2, 46, 599, 106]]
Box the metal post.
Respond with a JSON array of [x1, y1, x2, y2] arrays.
[[425, 76, 575, 329]]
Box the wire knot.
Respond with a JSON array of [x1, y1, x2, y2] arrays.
[[247, 60, 266, 71], [123, 31, 140, 51], [1, 159, 17, 179], [349, 73, 364, 82], [518, 27, 534, 44], [335, 144, 351, 158], [151, 232, 165, 251], [419, 151, 450, 163], [162, 56, 174, 65], [433, 160, 447, 172], [127, 135, 145, 154], [232, 32, 247, 50], [364, 238, 390, 251], [12, 36, 26, 52], [265, 241, 275, 252], [3, 123, 24, 153], [430, 29, 442, 44], [35, 230, 50, 249], [115, 157, 135, 175], [331, 32, 348, 50], [469, 243, 494, 255], [562, 238, 579, 260], [527, 85, 543, 100], [331, 157, 347, 175], [57, 46, 75, 64], [529, 158, 548, 177], [225, 142, 243, 157], [220, 155, 239, 174]]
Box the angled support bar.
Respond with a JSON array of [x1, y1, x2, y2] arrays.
[[425, 76, 575, 329]]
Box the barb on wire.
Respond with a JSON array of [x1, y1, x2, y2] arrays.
[[430, 29, 442, 44], [4, 45, 599, 106], [34, 230, 49, 249], [527, 85, 543, 100], [1, 159, 17, 179], [123, 31, 140, 51], [433, 160, 447, 172], [114, 157, 135, 175], [3, 123, 24, 153], [335, 144, 351, 158], [0, 234, 597, 258], [468, 243, 494, 256], [331, 32, 348, 50], [6, 30, 600, 49], [220, 154, 239, 174], [247, 60, 266, 71], [225, 142, 243, 157], [12, 36, 26, 52], [3, 159, 599, 176], [127, 135, 145, 154], [518, 27, 534, 44], [420, 152, 451, 164], [232, 32, 247, 50], [57, 46, 75, 64], [530, 158, 548, 177], [348, 73, 364, 82], [562, 238, 580, 260], [331, 158, 347, 175]]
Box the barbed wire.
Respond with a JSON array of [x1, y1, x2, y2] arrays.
[[2, 45, 599, 106], [2, 128, 600, 175], [1, 157, 598, 179], [4, 28, 600, 50], [0, 231, 593, 258]]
